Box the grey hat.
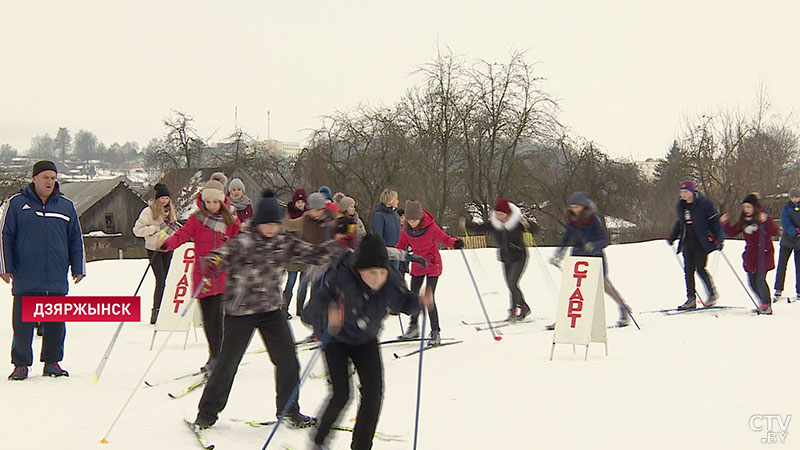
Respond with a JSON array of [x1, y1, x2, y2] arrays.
[[568, 191, 590, 207], [307, 192, 327, 210], [789, 186, 800, 198], [228, 178, 245, 193]]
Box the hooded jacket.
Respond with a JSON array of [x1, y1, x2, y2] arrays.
[[554, 200, 610, 260], [301, 250, 420, 345], [0, 183, 86, 295], [723, 211, 779, 274], [394, 210, 458, 277], [467, 203, 538, 263], [779, 200, 800, 249], [370, 203, 401, 246]]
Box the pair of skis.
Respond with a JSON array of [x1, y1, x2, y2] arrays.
[[231, 418, 407, 442]]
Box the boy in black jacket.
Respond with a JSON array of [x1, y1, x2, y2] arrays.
[[302, 233, 430, 450]]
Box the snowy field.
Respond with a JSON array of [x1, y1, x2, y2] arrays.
[[0, 240, 797, 449]]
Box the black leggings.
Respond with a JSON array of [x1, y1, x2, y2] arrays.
[[682, 245, 716, 300], [503, 259, 528, 310], [408, 275, 440, 332], [147, 250, 173, 311], [199, 295, 224, 361], [748, 272, 771, 306], [315, 340, 383, 450]]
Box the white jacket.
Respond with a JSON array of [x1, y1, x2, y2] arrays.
[[133, 207, 170, 251]]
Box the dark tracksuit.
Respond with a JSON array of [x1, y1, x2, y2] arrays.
[[195, 228, 342, 425], [669, 192, 722, 301], [774, 200, 800, 295], [1, 183, 85, 368], [302, 251, 419, 450]]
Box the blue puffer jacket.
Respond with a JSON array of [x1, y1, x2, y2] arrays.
[[0, 183, 86, 295], [302, 251, 419, 346], [370, 203, 401, 246], [669, 192, 722, 254]]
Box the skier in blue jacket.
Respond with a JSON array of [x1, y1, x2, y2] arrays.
[[1, 161, 85, 380]]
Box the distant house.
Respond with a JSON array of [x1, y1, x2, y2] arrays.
[[60, 176, 148, 261], [157, 168, 263, 219]]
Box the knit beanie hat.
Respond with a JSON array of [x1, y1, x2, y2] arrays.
[[789, 186, 800, 198], [32, 160, 57, 177], [228, 178, 245, 193], [679, 180, 696, 193], [353, 233, 390, 270], [405, 200, 423, 220], [318, 186, 333, 202], [154, 183, 170, 199], [494, 198, 512, 215], [202, 172, 228, 203], [292, 188, 307, 203], [568, 192, 590, 207], [338, 196, 355, 213], [253, 190, 285, 224], [742, 192, 761, 208], [307, 192, 327, 210]]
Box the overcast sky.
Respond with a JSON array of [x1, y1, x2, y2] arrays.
[[2, 1, 798, 161]]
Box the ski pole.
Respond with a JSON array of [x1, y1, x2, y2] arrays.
[[666, 242, 707, 307], [93, 248, 161, 385], [459, 249, 502, 341], [719, 250, 760, 308], [261, 335, 328, 449], [412, 306, 428, 450], [100, 329, 175, 443]]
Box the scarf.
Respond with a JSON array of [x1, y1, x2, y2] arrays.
[[230, 195, 251, 212], [288, 202, 306, 219], [198, 211, 229, 233]]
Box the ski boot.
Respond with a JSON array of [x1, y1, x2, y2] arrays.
[[200, 358, 217, 377], [43, 362, 69, 377], [506, 307, 518, 321], [773, 290, 782, 304], [677, 298, 696, 311], [400, 324, 419, 340], [281, 412, 316, 429], [517, 303, 531, 320], [704, 294, 718, 308], [8, 366, 28, 381], [194, 413, 217, 430], [427, 330, 441, 347], [150, 308, 160, 325], [757, 302, 773, 315]]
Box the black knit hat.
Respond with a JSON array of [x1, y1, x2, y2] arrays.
[[353, 234, 390, 270], [154, 183, 170, 199], [254, 190, 285, 224], [32, 160, 57, 177], [742, 192, 761, 208]]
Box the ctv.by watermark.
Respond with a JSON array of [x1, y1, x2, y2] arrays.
[[749, 414, 791, 444]]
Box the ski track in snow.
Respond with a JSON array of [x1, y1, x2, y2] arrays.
[[0, 241, 796, 449]]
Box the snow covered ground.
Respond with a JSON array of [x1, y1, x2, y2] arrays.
[[0, 240, 797, 449]]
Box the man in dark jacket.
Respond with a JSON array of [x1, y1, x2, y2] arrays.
[[668, 180, 722, 310], [1, 161, 85, 380]]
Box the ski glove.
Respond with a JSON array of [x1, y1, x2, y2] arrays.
[[583, 242, 595, 252], [453, 239, 465, 249], [407, 253, 428, 268]]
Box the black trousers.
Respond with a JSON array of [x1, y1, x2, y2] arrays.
[[682, 245, 716, 300], [147, 250, 173, 311], [315, 340, 383, 450], [199, 295, 224, 362], [774, 245, 800, 294], [197, 310, 301, 422], [408, 275, 440, 332], [748, 272, 771, 306], [12, 293, 66, 367], [503, 259, 528, 310]]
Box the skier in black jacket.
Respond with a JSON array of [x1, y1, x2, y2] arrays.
[[460, 198, 540, 321], [302, 233, 429, 450], [667, 180, 722, 310]]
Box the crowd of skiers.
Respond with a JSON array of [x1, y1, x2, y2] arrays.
[[2, 161, 796, 449]]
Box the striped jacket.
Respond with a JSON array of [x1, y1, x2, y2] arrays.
[[0, 183, 86, 295]]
